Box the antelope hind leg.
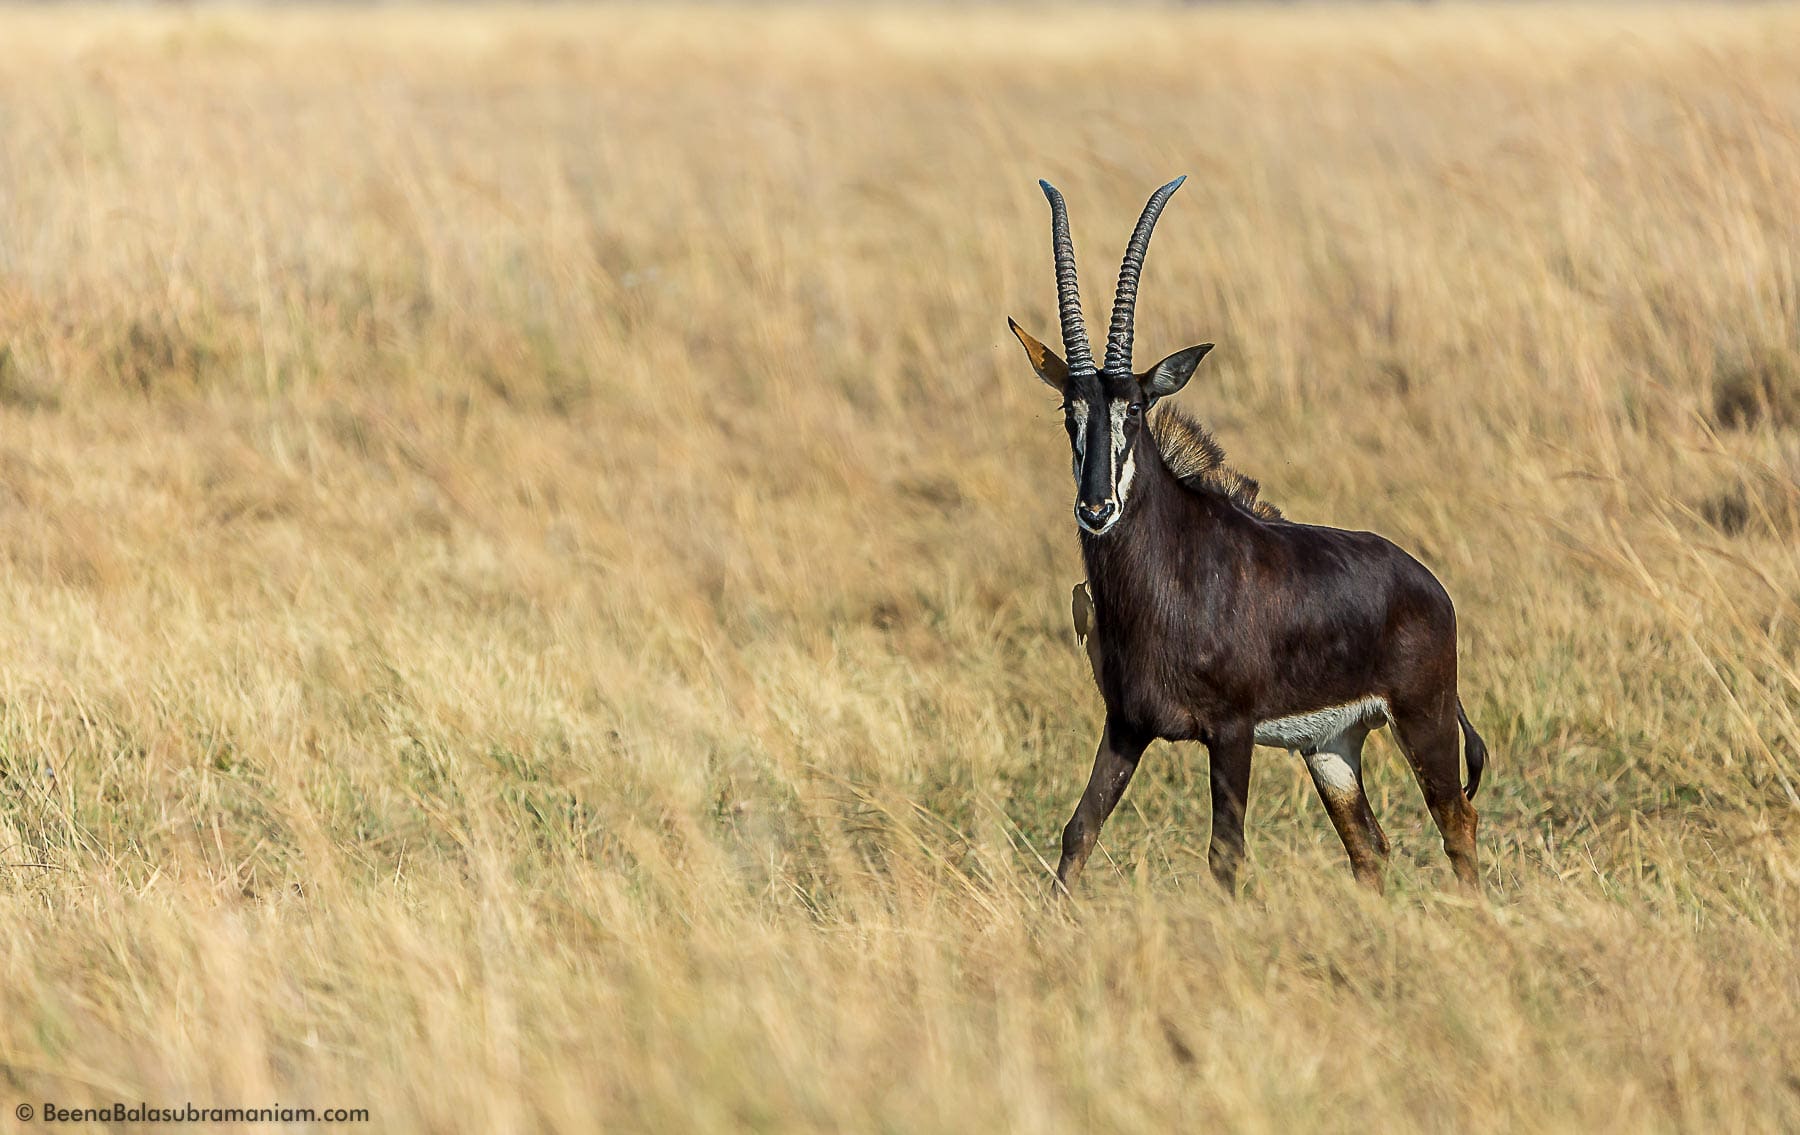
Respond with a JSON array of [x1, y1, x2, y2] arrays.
[[1302, 727, 1390, 892], [1393, 706, 1481, 892]]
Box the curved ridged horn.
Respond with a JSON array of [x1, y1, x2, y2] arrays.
[[1039, 180, 1097, 374], [1103, 175, 1187, 378]]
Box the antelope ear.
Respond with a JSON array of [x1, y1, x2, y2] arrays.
[[1141, 343, 1214, 398], [1008, 318, 1069, 392]]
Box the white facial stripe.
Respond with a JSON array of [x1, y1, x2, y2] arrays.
[[1068, 401, 1090, 446], [1104, 400, 1134, 528], [1108, 400, 1128, 490], [1068, 401, 1089, 479]]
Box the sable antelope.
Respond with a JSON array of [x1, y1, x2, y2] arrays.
[[1008, 177, 1486, 895]]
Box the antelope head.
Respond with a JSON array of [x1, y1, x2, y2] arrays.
[[1009, 177, 1213, 536]]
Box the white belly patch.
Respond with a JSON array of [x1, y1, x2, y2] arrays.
[[1254, 696, 1391, 753]]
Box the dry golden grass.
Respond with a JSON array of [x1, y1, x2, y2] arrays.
[[1, 4, 1799, 1131]]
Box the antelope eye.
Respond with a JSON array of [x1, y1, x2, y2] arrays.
[[1125, 402, 1145, 418]]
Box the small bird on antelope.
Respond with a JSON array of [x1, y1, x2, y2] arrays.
[[1008, 176, 1487, 896]]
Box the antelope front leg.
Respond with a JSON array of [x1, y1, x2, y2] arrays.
[[1055, 717, 1150, 895], [1207, 722, 1255, 894]]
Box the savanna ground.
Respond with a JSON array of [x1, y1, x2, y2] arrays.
[[1, 4, 1798, 1131]]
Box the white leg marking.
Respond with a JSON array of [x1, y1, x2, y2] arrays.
[[1305, 734, 1363, 793]]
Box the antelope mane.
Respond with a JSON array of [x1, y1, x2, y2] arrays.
[[1149, 407, 1282, 521]]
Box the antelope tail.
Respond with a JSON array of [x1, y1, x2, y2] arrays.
[[1456, 698, 1488, 800]]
